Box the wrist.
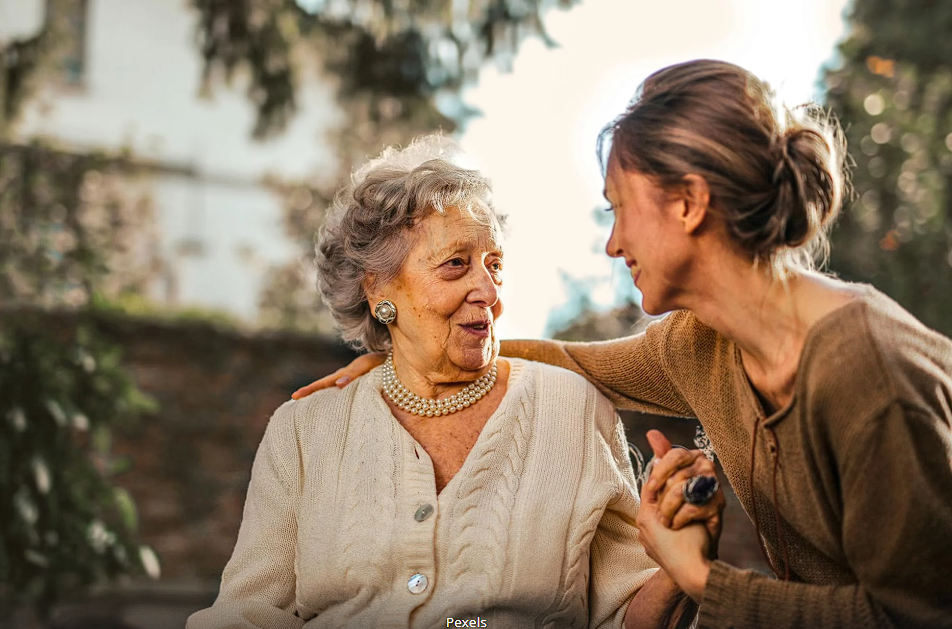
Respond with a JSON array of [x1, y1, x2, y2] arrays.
[[680, 558, 711, 603]]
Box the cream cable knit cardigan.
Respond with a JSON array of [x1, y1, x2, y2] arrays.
[[187, 358, 657, 629]]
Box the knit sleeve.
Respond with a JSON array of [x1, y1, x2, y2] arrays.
[[699, 401, 952, 629], [186, 403, 305, 629], [588, 397, 661, 629], [501, 314, 693, 417]]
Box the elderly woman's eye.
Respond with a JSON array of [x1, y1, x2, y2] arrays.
[[447, 258, 466, 267]]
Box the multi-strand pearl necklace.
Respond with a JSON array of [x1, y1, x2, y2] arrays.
[[382, 352, 497, 417]]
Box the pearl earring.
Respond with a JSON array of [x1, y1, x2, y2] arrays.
[[373, 299, 397, 324]]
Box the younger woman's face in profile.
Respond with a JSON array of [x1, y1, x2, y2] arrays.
[[603, 158, 693, 315]]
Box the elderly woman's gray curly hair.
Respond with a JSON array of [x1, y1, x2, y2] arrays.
[[316, 135, 503, 352]]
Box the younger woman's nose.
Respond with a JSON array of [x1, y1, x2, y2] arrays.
[[605, 225, 623, 259]]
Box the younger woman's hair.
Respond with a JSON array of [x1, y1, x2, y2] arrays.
[[600, 59, 849, 277]]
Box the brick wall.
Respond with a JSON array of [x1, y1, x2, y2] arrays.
[[6, 311, 768, 627]]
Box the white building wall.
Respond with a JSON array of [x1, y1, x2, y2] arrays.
[[5, 0, 343, 321]]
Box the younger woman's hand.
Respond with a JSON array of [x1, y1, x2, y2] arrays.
[[644, 430, 725, 550], [636, 492, 712, 604], [291, 352, 386, 399]]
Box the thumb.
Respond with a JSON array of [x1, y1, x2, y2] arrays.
[[646, 429, 673, 460]]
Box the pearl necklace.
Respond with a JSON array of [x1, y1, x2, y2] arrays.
[[382, 352, 497, 417]]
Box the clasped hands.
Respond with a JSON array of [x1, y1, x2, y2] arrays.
[[637, 429, 725, 604]]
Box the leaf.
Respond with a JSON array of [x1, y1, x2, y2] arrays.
[[113, 487, 138, 532]]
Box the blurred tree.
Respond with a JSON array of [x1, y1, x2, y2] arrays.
[[0, 0, 81, 139], [191, 0, 576, 139], [0, 314, 159, 623], [0, 142, 162, 309], [0, 139, 162, 623], [2, 9, 163, 612], [825, 0, 952, 336]]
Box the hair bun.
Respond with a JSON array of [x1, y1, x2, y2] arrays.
[[769, 123, 843, 250]]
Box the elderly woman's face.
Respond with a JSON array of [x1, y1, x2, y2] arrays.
[[383, 204, 504, 377]]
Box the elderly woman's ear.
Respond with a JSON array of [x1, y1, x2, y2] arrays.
[[363, 276, 383, 310], [362, 274, 379, 301]]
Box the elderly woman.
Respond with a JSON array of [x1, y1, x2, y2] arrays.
[[187, 137, 706, 629]]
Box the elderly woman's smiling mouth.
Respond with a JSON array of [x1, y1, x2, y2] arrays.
[[459, 318, 492, 336]]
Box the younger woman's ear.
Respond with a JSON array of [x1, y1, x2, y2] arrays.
[[679, 174, 711, 234]]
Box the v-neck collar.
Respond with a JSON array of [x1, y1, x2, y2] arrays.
[[730, 285, 874, 428]]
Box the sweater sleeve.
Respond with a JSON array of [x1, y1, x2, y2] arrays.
[[589, 396, 661, 629], [187, 403, 305, 629], [501, 315, 693, 417], [699, 401, 952, 629]]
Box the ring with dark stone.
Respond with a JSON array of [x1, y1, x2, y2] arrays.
[[683, 475, 719, 505]]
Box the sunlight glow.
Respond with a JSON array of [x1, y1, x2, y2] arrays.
[[459, 0, 850, 338]]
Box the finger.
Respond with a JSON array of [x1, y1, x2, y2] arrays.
[[652, 449, 715, 498], [670, 500, 719, 531], [666, 476, 724, 533], [342, 352, 386, 386], [656, 474, 692, 524], [646, 429, 673, 459], [292, 370, 343, 399], [291, 353, 387, 399], [645, 448, 699, 493], [655, 456, 717, 498]]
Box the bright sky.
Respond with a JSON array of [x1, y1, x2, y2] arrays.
[[459, 0, 851, 339]]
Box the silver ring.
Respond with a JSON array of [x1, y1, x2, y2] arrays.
[[683, 475, 719, 505]]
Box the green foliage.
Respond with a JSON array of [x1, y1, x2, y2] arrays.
[[0, 313, 159, 619], [0, 121, 162, 621], [0, 0, 87, 138], [825, 0, 952, 337], [847, 0, 952, 77], [0, 141, 161, 310], [191, 0, 578, 139]]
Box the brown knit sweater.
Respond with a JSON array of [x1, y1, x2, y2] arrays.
[[503, 285, 952, 629]]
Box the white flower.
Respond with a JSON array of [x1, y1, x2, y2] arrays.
[[87, 519, 110, 553], [139, 546, 161, 579], [72, 413, 90, 431], [45, 400, 67, 427], [14, 487, 38, 525], [8, 408, 26, 432], [24, 550, 48, 567], [78, 350, 96, 373], [32, 457, 51, 494]]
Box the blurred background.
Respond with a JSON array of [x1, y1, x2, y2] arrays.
[[1, 0, 950, 626]]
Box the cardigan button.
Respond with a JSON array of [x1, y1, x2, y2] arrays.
[[407, 573, 428, 594], [414, 503, 434, 522]]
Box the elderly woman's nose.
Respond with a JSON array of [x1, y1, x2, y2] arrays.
[[467, 266, 500, 305]]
